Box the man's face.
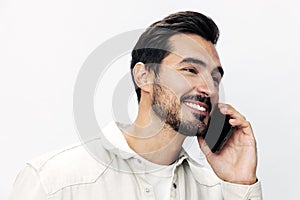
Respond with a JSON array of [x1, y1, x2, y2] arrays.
[[151, 33, 223, 136]]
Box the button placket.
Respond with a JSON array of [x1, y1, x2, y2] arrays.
[[133, 158, 155, 199]]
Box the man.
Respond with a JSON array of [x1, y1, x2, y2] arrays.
[[10, 11, 262, 199]]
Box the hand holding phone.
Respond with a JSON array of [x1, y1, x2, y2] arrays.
[[198, 104, 258, 184]]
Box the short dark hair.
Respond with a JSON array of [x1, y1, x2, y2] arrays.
[[130, 11, 220, 102]]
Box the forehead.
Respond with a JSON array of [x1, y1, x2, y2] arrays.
[[162, 33, 221, 67]]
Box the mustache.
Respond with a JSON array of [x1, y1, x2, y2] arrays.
[[180, 94, 212, 112]]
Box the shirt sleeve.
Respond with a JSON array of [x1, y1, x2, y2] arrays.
[[9, 164, 47, 200], [221, 180, 263, 200]]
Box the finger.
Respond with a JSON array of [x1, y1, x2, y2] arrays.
[[229, 118, 254, 136], [229, 118, 251, 128], [218, 103, 246, 121]]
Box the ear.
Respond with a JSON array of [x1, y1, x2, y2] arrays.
[[132, 62, 153, 93]]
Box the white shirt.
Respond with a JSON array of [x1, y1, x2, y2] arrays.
[[104, 122, 175, 200], [10, 122, 263, 200]]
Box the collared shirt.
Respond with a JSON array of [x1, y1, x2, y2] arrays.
[[10, 122, 263, 200]]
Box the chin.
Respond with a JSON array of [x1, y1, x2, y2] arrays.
[[175, 120, 207, 137]]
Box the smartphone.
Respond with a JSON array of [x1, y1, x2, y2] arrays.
[[202, 105, 235, 153]]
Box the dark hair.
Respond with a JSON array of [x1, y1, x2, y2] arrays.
[[130, 11, 220, 102]]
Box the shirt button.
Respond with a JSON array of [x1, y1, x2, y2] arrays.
[[145, 188, 150, 193], [173, 183, 177, 189]]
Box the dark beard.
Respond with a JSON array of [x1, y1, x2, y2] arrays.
[[151, 84, 211, 136]]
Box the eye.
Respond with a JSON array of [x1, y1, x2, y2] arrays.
[[183, 67, 198, 74]]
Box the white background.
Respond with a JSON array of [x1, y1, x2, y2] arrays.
[[1, 0, 300, 199]]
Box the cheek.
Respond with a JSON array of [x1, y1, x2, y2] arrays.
[[157, 71, 193, 98]]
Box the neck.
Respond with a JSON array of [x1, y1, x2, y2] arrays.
[[122, 104, 186, 165]]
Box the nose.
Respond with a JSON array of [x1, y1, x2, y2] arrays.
[[195, 72, 217, 98]]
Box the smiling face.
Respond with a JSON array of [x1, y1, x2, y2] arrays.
[[151, 33, 223, 136]]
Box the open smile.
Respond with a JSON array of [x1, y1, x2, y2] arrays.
[[183, 100, 209, 116]]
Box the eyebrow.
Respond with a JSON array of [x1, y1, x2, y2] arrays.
[[179, 57, 206, 67], [179, 57, 224, 77]]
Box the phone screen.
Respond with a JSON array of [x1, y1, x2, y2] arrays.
[[202, 105, 235, 153]]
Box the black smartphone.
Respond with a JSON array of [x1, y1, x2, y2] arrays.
[[202, 105, 235, 153]]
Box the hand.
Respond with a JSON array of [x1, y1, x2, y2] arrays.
[[197, 103, 258, 185]]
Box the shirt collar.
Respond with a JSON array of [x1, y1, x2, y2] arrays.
[[100, 121, 136, 159], [100, 121, 194, 166]]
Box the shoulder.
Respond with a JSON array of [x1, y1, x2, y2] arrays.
[[26, 139, 108, 195]]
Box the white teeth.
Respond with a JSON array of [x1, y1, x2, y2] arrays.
[[185, 102, 206, 112]]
